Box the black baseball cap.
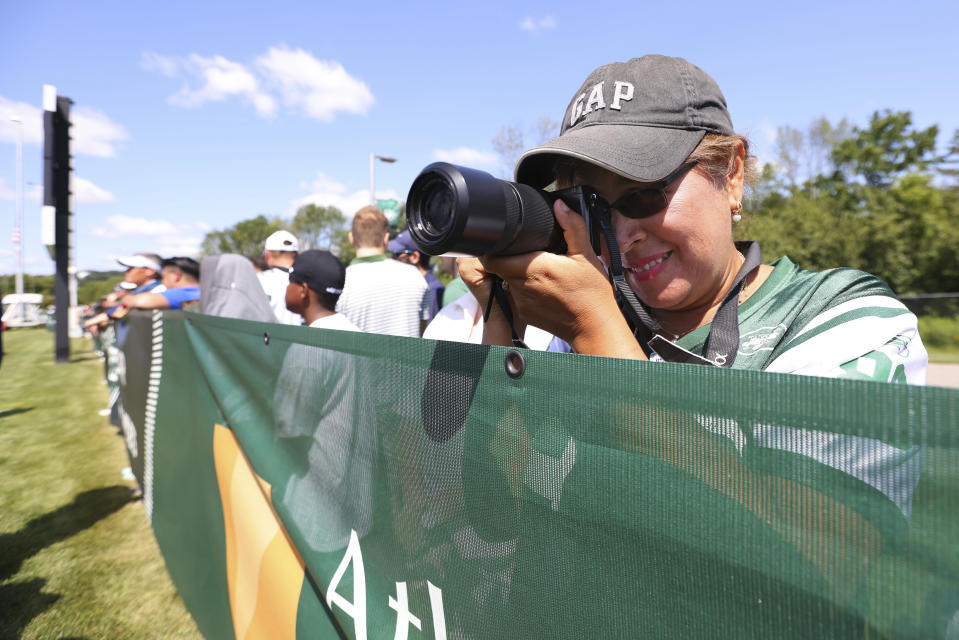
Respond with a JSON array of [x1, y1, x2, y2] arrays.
[[289, 249, 346, 295], [516, 55, 734, 188]]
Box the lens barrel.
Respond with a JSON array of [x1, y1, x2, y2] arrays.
[[406, 162, 559, 257]]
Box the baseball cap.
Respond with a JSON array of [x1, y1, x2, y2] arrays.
[[289, 249, 346, 295], [116, 254, 161, 272], [515, 55, 734, 188], [387, 230, 418, 255], [264, 230, 299, 252]]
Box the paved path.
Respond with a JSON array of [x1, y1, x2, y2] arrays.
[[928, 363, 959, 389]]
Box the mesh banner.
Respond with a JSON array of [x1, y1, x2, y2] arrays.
[[113, 310, 959, 639]]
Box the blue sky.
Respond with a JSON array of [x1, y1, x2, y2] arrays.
[[1, 0, 957, 275]]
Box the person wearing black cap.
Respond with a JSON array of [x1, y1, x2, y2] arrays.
[[285, 249, 359, 331], [388, 230, 445, 321], [273, 249, 372, 552], [458, 54, 926, 609]]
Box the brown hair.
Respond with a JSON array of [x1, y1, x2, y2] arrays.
[[685, 133, 757, 190], [351, 206, 389, 248]]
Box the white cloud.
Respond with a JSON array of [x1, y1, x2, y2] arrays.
[[142, 46, 372, 121], [0, 98, 43, 145], [141, 51, 179, 77], [71, 107, 130, 157], [0, 96, 128, 157], [256, 45, 373, 121], [74, 177, 116, 204], [290, 171, 396, 218], [152, 53, 277, 118], [90, 215, 210, 258], [520, 15, 557, 33], [433, 147, 499, 167], [92, 215, 180, 238]]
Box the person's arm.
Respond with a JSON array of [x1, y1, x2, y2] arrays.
[[122, 292, 171, 310], [464, 199, 645, 360]]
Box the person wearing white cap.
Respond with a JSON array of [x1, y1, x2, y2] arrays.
[[257, 230, 303, 325], [116, 253, 166, 295], [84, 253, 167, 341]]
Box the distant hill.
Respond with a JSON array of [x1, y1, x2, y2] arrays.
[[1, 270, 128, 306]]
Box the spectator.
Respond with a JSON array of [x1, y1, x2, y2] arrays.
[[199, 254, 276, 323], [257, 230, 303, 326], [116, 253, 166, 294], [388, 230, 444, 321], [120, 257, 201, 311], [250, 254, 269, 273], [336, 206, 429, 337], [439, 256, 468, 308], [274, 249, 373, 552], [423, 289, 554, 349], [285, 249, 359, 331]]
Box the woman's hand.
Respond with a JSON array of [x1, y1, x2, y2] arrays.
[[458, 256, 527, 346], [480, 199, 646, 360]]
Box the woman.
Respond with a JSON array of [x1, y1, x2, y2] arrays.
[[460, 56, 926, 613], [462, 55, 927, 382]]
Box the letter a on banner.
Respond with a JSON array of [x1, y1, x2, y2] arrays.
[[327, 530, 368, 640]]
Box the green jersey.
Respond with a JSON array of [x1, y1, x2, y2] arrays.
[[664, 256, 927, 384]]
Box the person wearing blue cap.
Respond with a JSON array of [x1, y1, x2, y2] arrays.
[[388, 230, 445, 322]]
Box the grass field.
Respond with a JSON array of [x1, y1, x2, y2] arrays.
[[0, 327, 199, 639]]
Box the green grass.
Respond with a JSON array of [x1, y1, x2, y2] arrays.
[[0, 327, 199, 639]]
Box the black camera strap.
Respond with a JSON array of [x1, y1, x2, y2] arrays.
[[483, 274, 530, 349], [594, 211, 761, 368]]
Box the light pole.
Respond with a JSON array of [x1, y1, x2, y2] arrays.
[[369, 153, 397, 205], [10, 116, 24, 300]]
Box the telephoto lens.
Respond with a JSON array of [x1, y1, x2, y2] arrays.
[[406, 162, 561, 257]]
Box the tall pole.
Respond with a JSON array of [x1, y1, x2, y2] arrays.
[[11, 116, 23, 299], [369, 153, 397, 206]]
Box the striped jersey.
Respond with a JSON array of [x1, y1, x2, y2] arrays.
[[660, 256, 927, 539], [662, 256, 927, 384], [336, 254, 430, 338]]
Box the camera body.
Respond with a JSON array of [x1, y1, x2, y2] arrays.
[[406, 162, 607, 257]]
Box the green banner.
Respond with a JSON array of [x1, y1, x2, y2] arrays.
[[114, 310, 959, 639]]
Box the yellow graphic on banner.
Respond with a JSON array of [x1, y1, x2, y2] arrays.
[[213, 423, 305, 640]]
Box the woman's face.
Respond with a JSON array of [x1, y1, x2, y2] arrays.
[[571, 161, 742, 313]]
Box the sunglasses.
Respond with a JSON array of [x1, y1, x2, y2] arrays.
[[609, 162, 698, 219]]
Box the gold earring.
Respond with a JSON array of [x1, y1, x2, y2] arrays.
[[732, 201, 743, 223]]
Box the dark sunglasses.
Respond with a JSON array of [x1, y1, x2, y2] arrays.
[[609, 162, 698, 219]]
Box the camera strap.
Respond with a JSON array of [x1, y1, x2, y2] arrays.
[[483, 274, 530, 349], [594, 211, 761, 367]]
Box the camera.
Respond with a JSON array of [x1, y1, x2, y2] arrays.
[[405, 162, 607, 257]]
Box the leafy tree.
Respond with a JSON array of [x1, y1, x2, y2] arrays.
[[291, 204, 346, 251], [831, 110, 939, 188], [774, 117, 850, 187], [78, 277, 123, 305], [740, 110, 959, 295], [492, 124, 525, 179], [200, 215, 286, 259]]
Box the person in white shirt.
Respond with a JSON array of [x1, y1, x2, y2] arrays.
[[257, 230, 303, 325], [336, 206, 429, 337]]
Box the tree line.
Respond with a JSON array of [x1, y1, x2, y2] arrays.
[[200, 204, 357, 264], [198, 110, 958, 298], [737, 110, 958, 296]]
